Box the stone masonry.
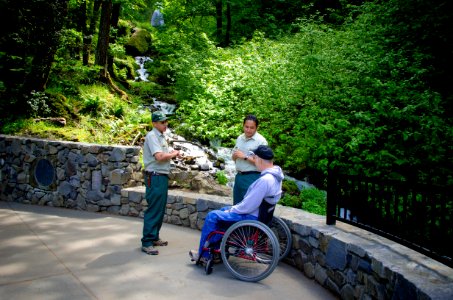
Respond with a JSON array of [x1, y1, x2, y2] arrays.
[[0, 135, 142, 213], [1, 135, 453, 300]]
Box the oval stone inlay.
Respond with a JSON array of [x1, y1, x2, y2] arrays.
[[34, 159, 55, 186]]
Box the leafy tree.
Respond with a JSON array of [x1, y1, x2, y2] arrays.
[[0, 0, 69, 118], [168, 1, 452, 186]]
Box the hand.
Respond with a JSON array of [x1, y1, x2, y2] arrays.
[[232, 149, 244, 160], [172, 150, 180, 158]]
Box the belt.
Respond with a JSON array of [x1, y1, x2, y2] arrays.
[[238, 171, 260, 175], [144, 170, 168, 177]]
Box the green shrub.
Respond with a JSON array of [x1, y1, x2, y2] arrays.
[[279, 187, 327, 216], [110, 102, 125, 118], [282, 179, 299, 196], [300, 188, 327, 215], [0, 118, 29, 134], [26, 90, 50, 117], [279, 194, 302, 208], [215, 170, 228, 185], [81, 96, 102, 116]]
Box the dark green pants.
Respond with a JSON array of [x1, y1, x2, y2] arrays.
[[233, 172, 261, 205], [141, 174, 168, 247]]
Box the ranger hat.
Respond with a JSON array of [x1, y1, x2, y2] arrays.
[[152, 111, 168, 122], [252, 145, 274, 160]]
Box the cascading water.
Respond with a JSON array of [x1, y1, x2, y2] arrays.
[[135, 56, 153, 82], [153, 99, 175, 115]]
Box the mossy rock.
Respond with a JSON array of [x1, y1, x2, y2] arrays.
[[114, 57, 136, 80], [117, 19, 132, 37], [125, 28, 152, 56], [45, 93, 80, 123]]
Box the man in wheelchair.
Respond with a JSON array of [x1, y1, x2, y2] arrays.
[[189, 145, 284, 264]]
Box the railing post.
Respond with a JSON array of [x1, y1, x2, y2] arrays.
[[326, 166, 336, 225]]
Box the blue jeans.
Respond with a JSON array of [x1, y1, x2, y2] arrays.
[[198, 206, 257, 256]]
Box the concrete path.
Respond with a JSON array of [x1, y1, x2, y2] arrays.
[[0, 201, 337, 300]]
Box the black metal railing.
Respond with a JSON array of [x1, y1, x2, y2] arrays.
[[326, 171, 453, 268]]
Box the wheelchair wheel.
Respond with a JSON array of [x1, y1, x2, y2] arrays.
[[220, 220, 280, 282], [205, 259, 214, 275], [269, 216, 292, 260]]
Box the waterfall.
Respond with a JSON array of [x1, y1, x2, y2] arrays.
[[153, 99, 175, 115], [151, 9, 165, 27], [135, 56, 153, 82]]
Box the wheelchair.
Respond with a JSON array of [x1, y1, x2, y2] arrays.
[[194, 201, 292, 282]]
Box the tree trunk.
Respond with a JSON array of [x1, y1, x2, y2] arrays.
[[83, 0, 101, 65], [216, 0, 222, 43], [81, 0, 88, 65], [225, 1, 231, 46], [107, 2, 130, 89], [107, 2, 120, 75], [95, 0, 112, 75], [94, 0, 128, 99], [25, 50, 57, 92]]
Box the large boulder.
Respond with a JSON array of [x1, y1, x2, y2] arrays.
[[190, 172, 232, 197], [125, 28, 152, 56], [169, 169, 232, 198]]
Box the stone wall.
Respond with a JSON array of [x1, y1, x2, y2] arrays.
[[0, 135, 142, 213], [1, 135, 453, 300]]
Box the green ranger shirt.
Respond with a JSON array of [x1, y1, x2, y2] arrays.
[[143, 127, 171, 174]]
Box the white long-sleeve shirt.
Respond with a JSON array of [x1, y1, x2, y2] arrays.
[[230, 166, 284, 217]]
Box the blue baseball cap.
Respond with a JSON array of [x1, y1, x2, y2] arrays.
[[252, 145, 274, 160]]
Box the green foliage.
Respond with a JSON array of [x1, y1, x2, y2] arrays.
[[48, 60, 101, 93], [1, 118, 30, 134], [56, 28, 82, 60], [119, 0, 151, 22], [114, 56, 136, 80], [0, 0, 69, 115], [215, 170, 228, 186], [146, 58, 176, 86], [279, 194, 303, 209], [300, 188, 327, 215], [44, 93, 79, 122], [110, 43, 127, 59], [26, 90, 50, 117], [129, 81, 172, 102], [279, 187, 326, 215], [165, 1, 452, 185], [282, 180, 299, 196], [80, 95, 103, 116], [110, 100, 125, 118]]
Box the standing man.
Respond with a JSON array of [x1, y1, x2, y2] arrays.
[[141, 111, 180, 255], [231, 115, 268, 205]]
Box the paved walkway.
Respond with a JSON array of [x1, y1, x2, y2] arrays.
[[0, 202, 337, 300]]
